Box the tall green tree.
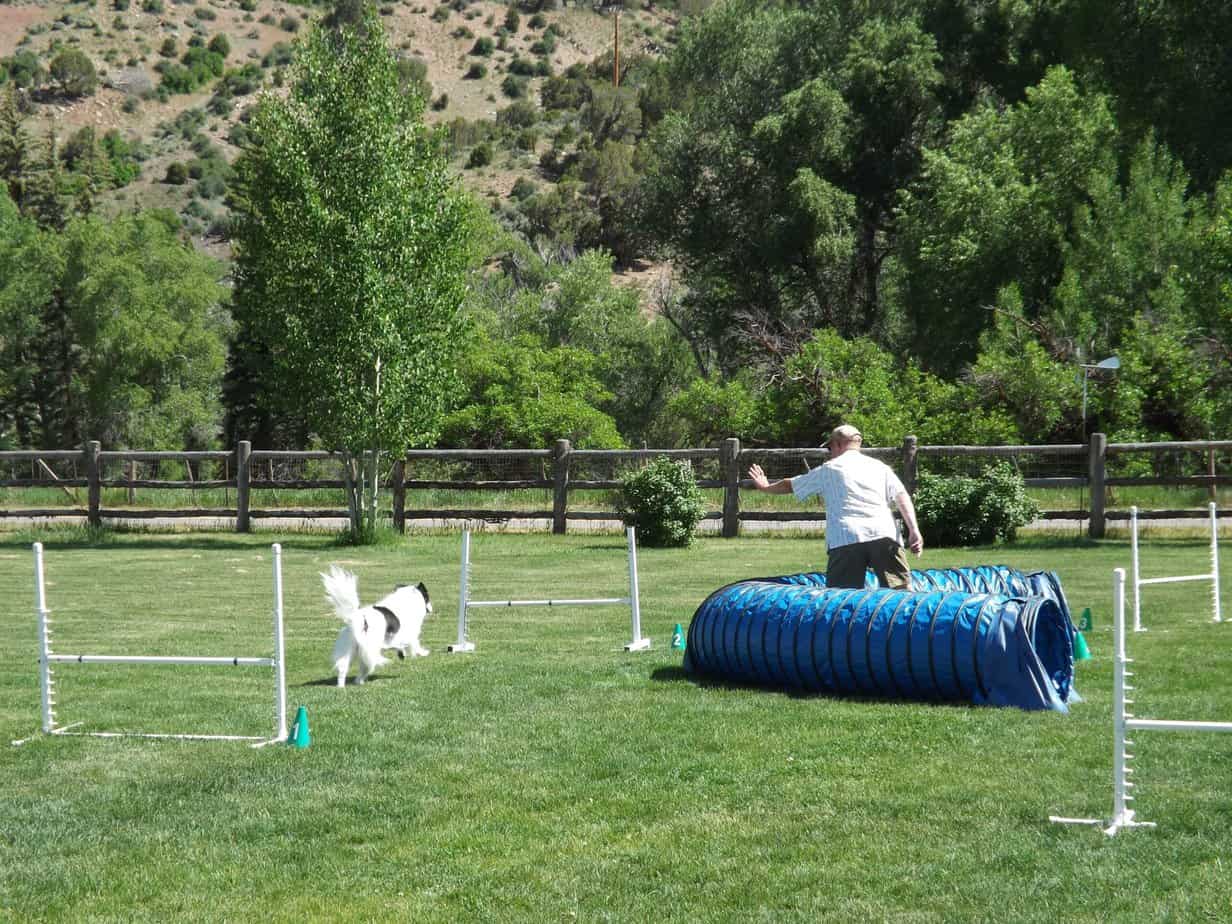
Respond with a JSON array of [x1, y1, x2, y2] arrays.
[[0, 191, 228, 448], [638, 1, 947, 373], [1049, 0, 1232, 192], [895, 66, 1118, 373], [0, 190, 55, 447], [230, 10, 475, 538], [0, 86, 29, 210]]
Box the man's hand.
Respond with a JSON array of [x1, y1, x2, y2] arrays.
[[747, 463, 770, 490], [906, 527, 924, 557]]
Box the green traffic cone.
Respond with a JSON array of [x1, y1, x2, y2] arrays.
[[1079, 607, 1092, 631], [1073, 630, 1091, 661], [288, 705, 311, 748], [671, 623, 686, 651]]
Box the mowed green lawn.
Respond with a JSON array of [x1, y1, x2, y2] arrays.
[[1, 526, 1230, 922]]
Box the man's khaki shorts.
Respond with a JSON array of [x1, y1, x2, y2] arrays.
[[825, 537, 911, 589]]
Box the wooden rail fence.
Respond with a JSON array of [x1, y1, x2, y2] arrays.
[[0, 436, 1228, 538]]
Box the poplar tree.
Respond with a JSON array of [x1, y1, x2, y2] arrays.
[[230, 9, 475, 540]]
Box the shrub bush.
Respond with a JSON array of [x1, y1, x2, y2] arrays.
[[466, 141, 492, 168], [49, 48, 98, 97], [510, 176, 537, 200], [501, 74, 527, 99], [163, 161, 189, 184], [913, 462, 1040, 547], [262, 42, 294, 69], [617, 457, 706, 548]]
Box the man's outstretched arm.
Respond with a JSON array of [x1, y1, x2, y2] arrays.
[[747, 463, 795, 495]]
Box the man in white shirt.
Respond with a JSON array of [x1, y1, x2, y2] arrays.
[[747, 424, 924, 588]]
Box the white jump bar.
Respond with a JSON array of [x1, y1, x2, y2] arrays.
[[52, 730, 264, 742], [47, 654, 275, 667], [1138, 574, 1213, 586], [467, 597, 630, 608], [1127, 719, 1232, 733]]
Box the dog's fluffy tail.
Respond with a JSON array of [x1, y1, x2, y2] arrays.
[[321, 565, 361, 621]]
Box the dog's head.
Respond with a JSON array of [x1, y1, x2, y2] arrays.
[[395, 581, 432, 615]]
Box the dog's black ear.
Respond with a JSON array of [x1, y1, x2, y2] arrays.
[[417, 581, 429, 603]]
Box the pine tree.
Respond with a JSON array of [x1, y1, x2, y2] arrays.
[[23, 125, 68, 231], [0, 86, 29, 209]]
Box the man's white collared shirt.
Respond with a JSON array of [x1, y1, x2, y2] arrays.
[[792, 451, 905, 550]]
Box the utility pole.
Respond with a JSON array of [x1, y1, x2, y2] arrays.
[[613, 8, 620, 87], [594, 0, 621, 87]]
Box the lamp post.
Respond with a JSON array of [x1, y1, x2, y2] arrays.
[[1080, 355, 1120, 434]]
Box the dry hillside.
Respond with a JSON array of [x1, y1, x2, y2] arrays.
[[1, 0, 678, 276]]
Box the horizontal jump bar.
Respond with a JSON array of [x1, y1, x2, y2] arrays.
[[467, 597, 630, 608], [1138, 574, 1213, 586], [52, 729, 266, 741], [1126, 719, 1232, 732], [47, 654, 274, 667]]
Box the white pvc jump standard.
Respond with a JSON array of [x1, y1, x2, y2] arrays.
[[1130, 502, 1222, 632], [448, 525, 649, 653], [17, 542, 289, 748], [1049, 568, 1232, 835]]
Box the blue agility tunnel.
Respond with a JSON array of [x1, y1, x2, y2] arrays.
[[684, 568, 1075, 712], [772, 566, 1072, 625]]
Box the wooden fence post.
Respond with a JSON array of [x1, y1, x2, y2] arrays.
[[236, 440, 252, 533], [85, 440, 101, 527], [552, 439, 571, 535], [721, 437, 741, 537], [392, 455, 407, 534], [1088, 432, 1107, 539], [901, 435, 918, 495]]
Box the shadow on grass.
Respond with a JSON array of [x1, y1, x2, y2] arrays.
[[651, 664, 985, 710], [296, 674, 398, 688]]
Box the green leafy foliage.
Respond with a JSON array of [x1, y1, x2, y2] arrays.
[[913, 463, 1040, 547], [0, 188, 228, 449], [438, 329, 622, 449], [159, 43, 226, 95], [229, 10, 475, 534], [660, 377, 766, 448], [896, 67, 1118, 373], [617, 456, 706, 547], [48, 48, 98, 98]]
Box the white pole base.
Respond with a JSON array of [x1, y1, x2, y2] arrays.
[[1049, 812, 1157, 836], [447, 641, 476, 653], [624, 637, 652, 652], [1103, 810, 1156, 836]]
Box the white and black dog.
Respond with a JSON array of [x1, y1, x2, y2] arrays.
[[320, 565, 432, 687]]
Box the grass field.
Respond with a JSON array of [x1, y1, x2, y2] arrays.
[[1, 526, 1230, 922]]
